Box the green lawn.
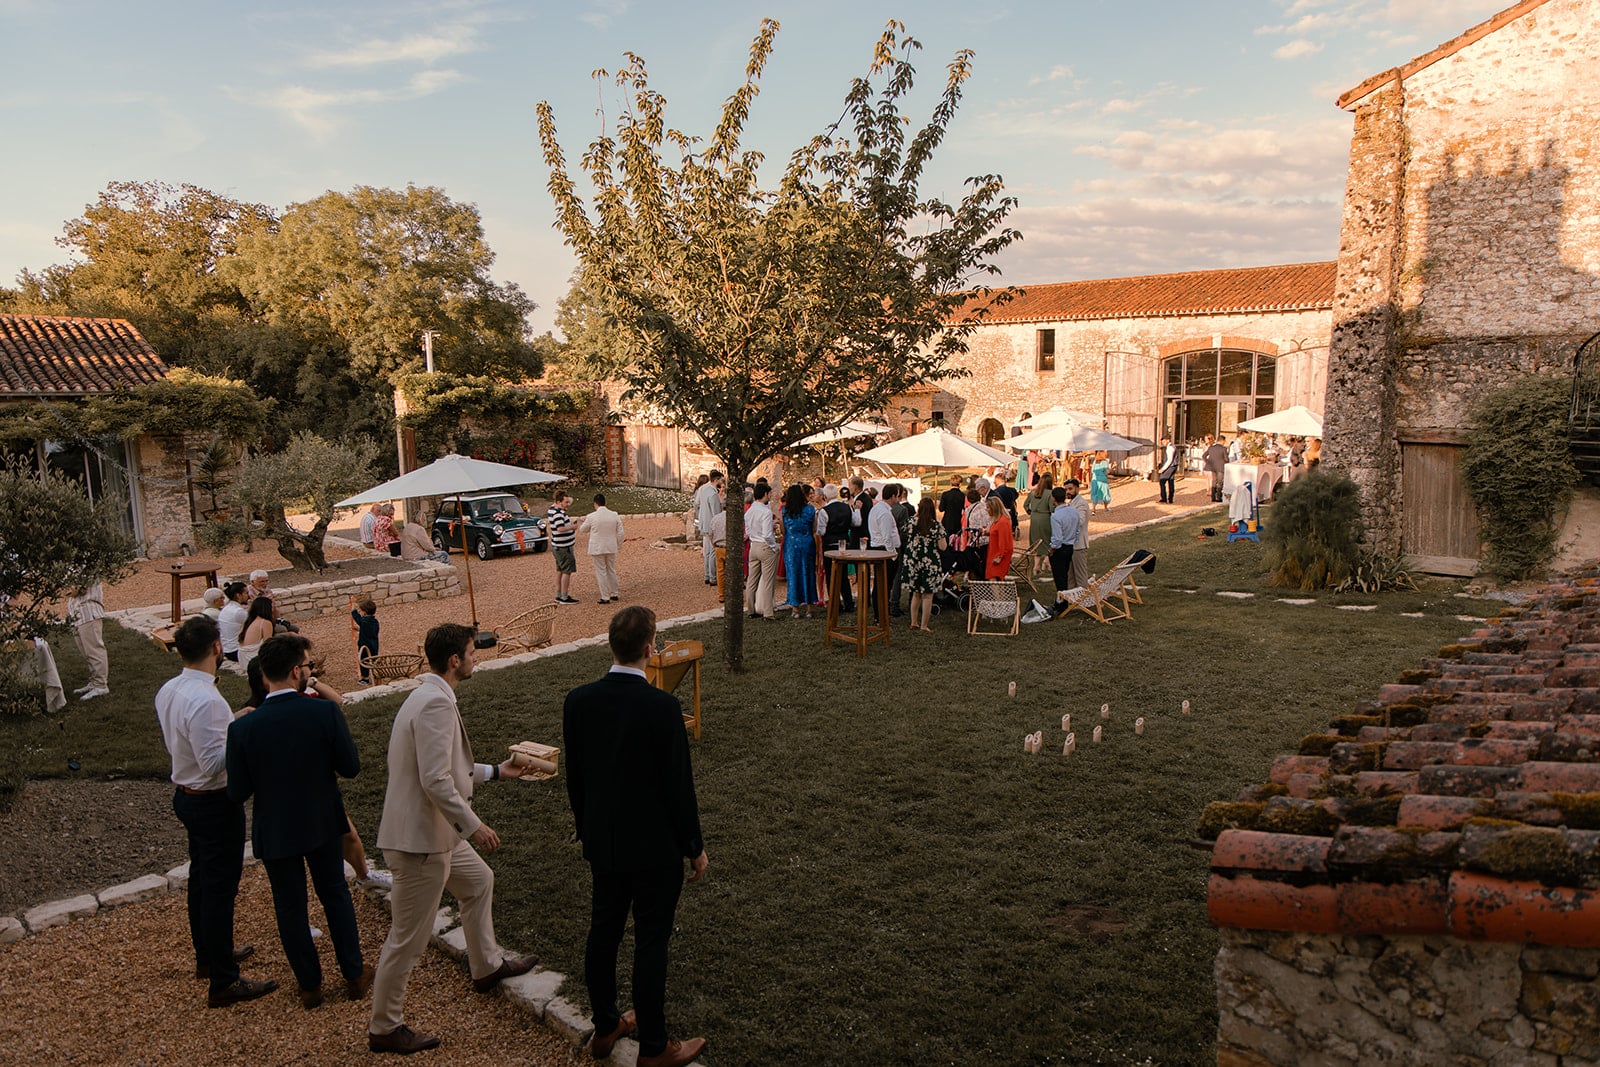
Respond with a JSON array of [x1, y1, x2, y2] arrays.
[[4, 504, 1505, 1063]]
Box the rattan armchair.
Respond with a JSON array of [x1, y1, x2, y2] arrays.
[[497, 603, 559, 656]]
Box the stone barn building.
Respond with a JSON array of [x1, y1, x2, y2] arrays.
[[914, 263, 1336, 462], [1324, 0, 1600, 574]]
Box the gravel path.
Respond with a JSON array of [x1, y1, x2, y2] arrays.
[[0, 865, 587, 1065]]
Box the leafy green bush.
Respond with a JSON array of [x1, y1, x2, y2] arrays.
[[1263, 469, 1365, 591], [1335, 549, 1420, 594], [1461, 375, 1579, 581]]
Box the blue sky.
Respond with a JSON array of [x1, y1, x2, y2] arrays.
[[0, 0, 1508, 334]]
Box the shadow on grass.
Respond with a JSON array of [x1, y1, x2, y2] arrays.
[[5, 510, 1505, 1063]]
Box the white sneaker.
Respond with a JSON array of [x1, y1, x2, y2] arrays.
[[363, 870, 393, 889], [78, 687, 110, 700]]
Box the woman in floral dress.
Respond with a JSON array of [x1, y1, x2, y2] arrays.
[[902, 498, 948, 633]]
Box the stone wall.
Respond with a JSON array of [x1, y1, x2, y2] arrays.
[[269, 561, 461, 620], [1216, 928, 1600, 1066], [133, 434, 196, 558], [1326, 0, 1600, 554]]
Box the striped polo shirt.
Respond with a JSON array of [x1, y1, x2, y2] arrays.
[[547, 503, 576, 548]]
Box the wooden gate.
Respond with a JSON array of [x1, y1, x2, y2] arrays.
[[1400, 442, 1481, 574], [633, 425, 682, 489]]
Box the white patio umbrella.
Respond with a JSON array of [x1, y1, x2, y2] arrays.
[[1005, 422, 1143, 453], [337, 454, 566, 631], [1016, 405, 1103, 428], [795, 420, 894, 446], [1237, 405, 1324, 437], [853, 426, 1017, 468]]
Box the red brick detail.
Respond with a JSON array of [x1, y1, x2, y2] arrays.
[[1269, 755, 1330, 785], [1448, 871, 1600, 947], [1518, 762, 1600, 793], [1207, 874, 1340, 933], [0, 313, 168, 396], [1451, 738, 1541, 766], [1382, 741, 1458, 770], [1397, 795, 1491, 830], [1337, 880, 1450, 935], [1212, 830, 1331, 873], [1218, 336, 1283, 356], [1352, 771, 1420, 796], [1417, 765, 1519, 796]]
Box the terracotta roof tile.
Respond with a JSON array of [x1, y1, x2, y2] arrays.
[[1205, 560, 1600, 944], [0, 314, 168, 396], [956, 262, 1336, 326]]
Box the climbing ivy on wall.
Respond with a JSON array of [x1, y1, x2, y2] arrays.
[[394, 371, 593, 467], [1461, 374, 1579, 582], [0, 369, 271, 444]]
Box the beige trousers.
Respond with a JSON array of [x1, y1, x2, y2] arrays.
[[591, 553, 619, 600], [74, 619, 108, 690], [745, 542, 777, 618], [1068, 548, 1090, 591], [369, 840, 499, 1035]]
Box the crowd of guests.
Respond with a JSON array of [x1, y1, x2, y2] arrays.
[[155, 606, 708, 1066], [686, 466, 1099, 632]]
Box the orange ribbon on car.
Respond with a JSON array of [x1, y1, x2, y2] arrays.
[[515, 530, 526, 550]]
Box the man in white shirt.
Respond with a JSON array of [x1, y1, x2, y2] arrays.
[[67, 579, 109, 700], [867, 483, 904, 622], [693, 472, 725, 585], [217, 581, 249, 662], [743, 483, 779, 620], [368, 623, 535, 1055], [579, 493, 626, 604], [155, 615, 277, 1009], [359, 504, 380, 549]]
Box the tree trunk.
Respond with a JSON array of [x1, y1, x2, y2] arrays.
[[722, 463, 748, 672], [262, 504, 328, 571]]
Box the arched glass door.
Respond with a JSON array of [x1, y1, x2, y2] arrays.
[[1161, 349, 1276, 444]]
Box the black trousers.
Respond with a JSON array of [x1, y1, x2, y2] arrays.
[[825, 540, 853, 610], [172, 789, 245, 993], [1158, 475, 1175, 503], [586, 863, 685, 1057], [263, 834, 364, 992], [1049, 544, 1075, 593]]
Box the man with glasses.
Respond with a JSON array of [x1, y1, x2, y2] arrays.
[[225, 634, 369, 1010]]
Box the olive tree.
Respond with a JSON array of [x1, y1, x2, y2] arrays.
[[229, 432, 378, 571], [538, 19, 1018, 669]]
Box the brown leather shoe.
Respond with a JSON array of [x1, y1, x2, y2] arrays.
[[637, 1037, 707, 1067], [299, 986, 323, 1010], [347, 962, 375, 1000], [590, 1010, 636, 1059], [207, 976, 278, 1008], [368, 1025, 441, 1055], [471, 954, 536, 993], [195, 944, 255, 980]]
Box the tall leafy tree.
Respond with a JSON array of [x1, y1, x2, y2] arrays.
[[538, 19, 1018, 669], [228, 432, 379, 571], [228, 184, 541, 383]]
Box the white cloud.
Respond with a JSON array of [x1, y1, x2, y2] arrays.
[[1256, 0, 1506, 46], [1273, 39, 1325, 59], [238, 70, 466, 140], [306, 26, 481, 68], [1028, 65, 1074, 87], [580, 0, 630, 30], [1102, 98, 1144, 115]]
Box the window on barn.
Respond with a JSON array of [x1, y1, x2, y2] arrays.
[[1036, 330, 1056, 372]]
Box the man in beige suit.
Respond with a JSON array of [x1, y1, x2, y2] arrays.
[[579, 493, 625, 604], [367, 622, 536, 1055]]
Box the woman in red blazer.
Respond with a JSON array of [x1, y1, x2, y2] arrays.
[[983, 496, 1014, 580]]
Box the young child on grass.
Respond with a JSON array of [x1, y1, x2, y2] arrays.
[[353, 597, 379, 683]]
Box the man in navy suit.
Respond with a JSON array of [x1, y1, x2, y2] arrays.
[[564, 606, 708, 1067], [226, 634, 370, 1010]]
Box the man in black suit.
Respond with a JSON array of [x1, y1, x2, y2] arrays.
[[226, 634, 371, 1010], [938, 474, 966, 539], [564, 606, 707, 1067]]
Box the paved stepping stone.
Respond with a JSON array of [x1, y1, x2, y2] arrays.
[[1277, 598, 1315, 605], [1455, 615, 1486, 622], [1401, 611, 1427, 618], [1217, 591, 1255, 599], [1337, 604, 1378, 611]]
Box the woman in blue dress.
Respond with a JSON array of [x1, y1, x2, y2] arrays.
[[781, 484, 818, 618], [1090, 451, 1112, 512]]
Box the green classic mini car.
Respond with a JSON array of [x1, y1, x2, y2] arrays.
[[431, 493, 549, 560]]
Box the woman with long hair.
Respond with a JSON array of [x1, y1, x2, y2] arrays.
[[1089, 450, 1112, 512], [901, 497, 948, 633], [1024, 471, 1055, 576], [237, 596, 276, 666], [983, 495, 1015, 579], [780, 483, 818, 618]]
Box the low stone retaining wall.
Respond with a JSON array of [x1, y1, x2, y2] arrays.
[[1217, 929, 1600, 1065], [270, 560, 461, 619]]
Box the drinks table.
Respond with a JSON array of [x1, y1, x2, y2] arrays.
[[822, 549, 896, 658], [165, 560, 220, 622]]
